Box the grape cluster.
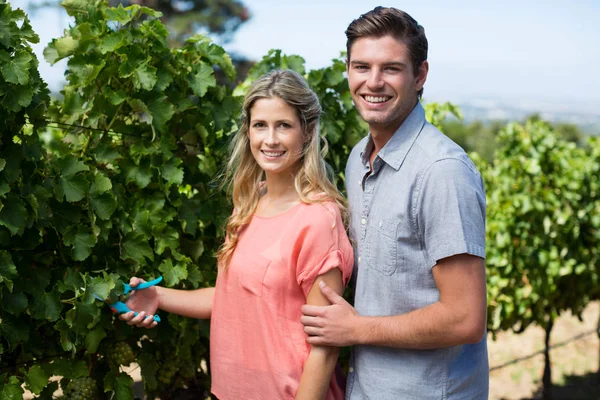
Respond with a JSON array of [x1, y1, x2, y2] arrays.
[[106, 341, 135, 367], [157, 358, 180, 385], [179, 359, 197, 380], [62, 377, 100, 400]]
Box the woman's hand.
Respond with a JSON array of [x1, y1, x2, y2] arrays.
[[118, 277, 160, 329]]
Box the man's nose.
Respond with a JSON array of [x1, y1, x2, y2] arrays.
[[366, 69, 385, 90]]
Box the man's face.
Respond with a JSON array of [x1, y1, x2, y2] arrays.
[[347, 35, 428, 135]]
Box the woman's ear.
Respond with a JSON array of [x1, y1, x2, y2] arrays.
[[304, 133, 312, 144]]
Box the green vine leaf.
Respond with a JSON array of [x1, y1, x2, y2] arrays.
[[159, 259, 187, 286], [85, 326, 107, 354], [188, 62, 216, 97], [121, 233, 154, 263], [59, 174, 89, 202], [30, 291, 62, 321], [0, 196, 28, 235], [63, 226, 97, 261], [25, 365, 50, 395], [0, 378, 24, 399], [0, 50, 32, 84], [1, 290, 28, 315]]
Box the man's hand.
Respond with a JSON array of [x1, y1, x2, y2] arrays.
[[300, 281, 361, 347]]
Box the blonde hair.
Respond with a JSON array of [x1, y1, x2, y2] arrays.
[[217, 69, 348, 268]]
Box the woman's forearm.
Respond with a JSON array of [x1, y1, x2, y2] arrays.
[[295, 345, 340, 400], [156, 286, 215, 319]]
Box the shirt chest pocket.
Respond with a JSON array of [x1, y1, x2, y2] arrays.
[[365, 218, 398, 275], [236, 253, 270, 297]]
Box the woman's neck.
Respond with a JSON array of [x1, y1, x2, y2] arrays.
[[263, 171, 298, 198], [255, 173, 301, 217]]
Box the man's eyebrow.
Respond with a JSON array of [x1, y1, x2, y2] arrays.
[[349, 60, 408, 68], [382, 62, 408, 68]]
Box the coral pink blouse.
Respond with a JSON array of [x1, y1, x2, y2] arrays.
[[210, 201, 353, 400]]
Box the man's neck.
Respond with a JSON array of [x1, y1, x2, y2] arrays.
[[368, 100, 419, 164], [370, 128, 395, 154]]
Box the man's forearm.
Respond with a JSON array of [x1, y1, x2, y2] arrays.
[[353, 301, 486, 349]]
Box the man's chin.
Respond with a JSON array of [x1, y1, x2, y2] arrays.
[[359, 113, 394, 126]]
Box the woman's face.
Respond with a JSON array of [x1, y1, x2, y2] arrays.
[[248, 96, 306, 179]]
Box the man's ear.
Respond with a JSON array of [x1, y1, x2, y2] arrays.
[[416, 60, 429, 91]]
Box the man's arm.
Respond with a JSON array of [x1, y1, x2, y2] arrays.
[[301, 253, 487, 349]]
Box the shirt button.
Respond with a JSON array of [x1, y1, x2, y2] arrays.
[[358, 256, 361, 263], [349, 367, 354, 373], [361, 218, 366, 225]]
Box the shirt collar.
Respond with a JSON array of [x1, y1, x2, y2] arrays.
[[359, 102, 426, 171]]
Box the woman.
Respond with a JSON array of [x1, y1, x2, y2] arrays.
[[121, 69, 353, 400]]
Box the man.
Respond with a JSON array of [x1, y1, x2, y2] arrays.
[[301, 7, 489, 400]]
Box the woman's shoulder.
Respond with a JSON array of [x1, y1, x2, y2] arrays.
[[296, 198, 342, 225]]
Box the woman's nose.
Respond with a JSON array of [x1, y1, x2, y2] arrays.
[[264, 128, 279, 145]]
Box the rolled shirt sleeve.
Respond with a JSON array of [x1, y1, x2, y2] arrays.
[[414, 157, 486, 268], [295, 202, 353, 298]]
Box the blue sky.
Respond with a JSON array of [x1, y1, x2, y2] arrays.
[[12, 0, 600, 110]]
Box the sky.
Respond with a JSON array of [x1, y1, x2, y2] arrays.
[[11, 0, 600, 111]]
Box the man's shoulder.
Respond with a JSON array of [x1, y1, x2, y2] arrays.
[[400, 122, 482, 189], [414, 121, 467, 162]]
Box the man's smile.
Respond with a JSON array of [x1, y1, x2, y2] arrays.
[[363, 95, 392, 103]]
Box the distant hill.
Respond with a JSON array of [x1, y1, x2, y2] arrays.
[[425, 95, 600, 136]]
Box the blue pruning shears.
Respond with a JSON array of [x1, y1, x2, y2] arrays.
[[95, 276, 163, 323]]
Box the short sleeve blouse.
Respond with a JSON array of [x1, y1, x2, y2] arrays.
[[210, 201, 353, 400]]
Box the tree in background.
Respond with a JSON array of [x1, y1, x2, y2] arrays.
[[30, 0, 254, 83], [527, 113, 587, 147], [475, 121, 600, 399], [440, 115, 589, 163], [114, 0, 250, 44], [113, 0, 256, 83], [31, 0, 250, 44], [440, 118, 501, 162]]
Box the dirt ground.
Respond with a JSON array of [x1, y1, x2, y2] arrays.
[[24, 302, 600, 399], [488, 301, 600, 400]]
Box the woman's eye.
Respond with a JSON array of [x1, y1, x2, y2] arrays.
[[279, 123, 291, 129], [252, 122, 265, 128]]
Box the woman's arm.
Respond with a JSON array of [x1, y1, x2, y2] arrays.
[[295, 268, 344, 400], [120, 277, 215, 328]]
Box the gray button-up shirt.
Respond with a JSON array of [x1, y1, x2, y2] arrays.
[[345, 103, 488, 400]]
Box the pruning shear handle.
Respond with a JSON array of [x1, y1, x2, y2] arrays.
[[123, 276, 163, 295], [96, 276, 163, 323], [109, 301, 161, 323]]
